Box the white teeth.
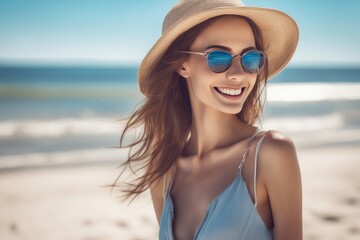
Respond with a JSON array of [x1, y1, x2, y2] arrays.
[[217, 87, 243, 96]]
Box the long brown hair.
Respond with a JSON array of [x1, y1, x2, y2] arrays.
[[108, 15, 269, 203]]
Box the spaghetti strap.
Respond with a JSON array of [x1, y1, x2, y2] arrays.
[[238, 127, 261, 172], [253, 130, 270, 206]]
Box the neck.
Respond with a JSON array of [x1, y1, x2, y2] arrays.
[[183, 102, 255, 161]]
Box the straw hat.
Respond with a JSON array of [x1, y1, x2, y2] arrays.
[[138, 0, 299, 96]]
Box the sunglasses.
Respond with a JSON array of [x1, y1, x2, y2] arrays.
[[179, 49, 266, 74]]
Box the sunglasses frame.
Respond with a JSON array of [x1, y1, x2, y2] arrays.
[[179, 49, 267, 74]]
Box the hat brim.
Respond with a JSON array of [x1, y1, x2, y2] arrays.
[[138, 7, 299, 95]]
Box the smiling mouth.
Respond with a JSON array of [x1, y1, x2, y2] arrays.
[[214, 86, 246, 97]]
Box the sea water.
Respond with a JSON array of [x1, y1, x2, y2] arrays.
[[0, 66, 359, 168]]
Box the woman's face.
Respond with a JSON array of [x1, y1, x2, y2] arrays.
[[178, 16, 258, 114]]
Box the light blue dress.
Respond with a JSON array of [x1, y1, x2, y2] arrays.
[[159, 129, 275, 240]]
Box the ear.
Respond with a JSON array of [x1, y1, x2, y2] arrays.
[[176, 61, 190, 78]]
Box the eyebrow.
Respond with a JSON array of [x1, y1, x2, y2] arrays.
[[204, 45, 256, 54]]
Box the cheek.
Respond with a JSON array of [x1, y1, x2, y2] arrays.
[[187, 73, 215, 103]]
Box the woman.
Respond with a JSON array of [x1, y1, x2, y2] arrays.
[[113, 0, 302, 239]]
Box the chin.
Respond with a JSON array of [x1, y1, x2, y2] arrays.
[[217, 105, 244, 115]]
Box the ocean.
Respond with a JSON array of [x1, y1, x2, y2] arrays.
[[0, 66, 359, 169]]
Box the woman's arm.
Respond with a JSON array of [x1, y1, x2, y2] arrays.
[[262, 130, 303, 240]]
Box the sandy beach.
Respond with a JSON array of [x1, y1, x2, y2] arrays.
[[1, 130, 360, 240], [0, 162, 159, 240]]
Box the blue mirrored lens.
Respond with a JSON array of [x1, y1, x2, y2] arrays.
[[242, 51, 264, 73], [207, 51, 232, 73]]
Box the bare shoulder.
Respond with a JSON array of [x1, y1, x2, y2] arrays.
[[260, 130, 303, 239], [261, 129, 295, 149], [259, 129, 301, 185], [259, 130, 298, 165]]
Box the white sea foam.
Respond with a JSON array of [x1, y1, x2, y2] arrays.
[[267, 83, 360, 101], [1, 128, 359, 169], [0, 147, 128, 169], [0, 118, 128, 139], [0, 113, 351, 140], [261, 113, 344, 133]]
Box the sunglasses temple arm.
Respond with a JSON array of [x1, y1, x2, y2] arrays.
[[179, 51, 207, 56]]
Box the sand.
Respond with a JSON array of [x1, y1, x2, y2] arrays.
[[1, 141, 360, 239]]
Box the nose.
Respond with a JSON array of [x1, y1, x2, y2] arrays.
[[225, 56, 246, 79]]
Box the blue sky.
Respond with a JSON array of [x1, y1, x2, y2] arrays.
[[0, 0, 359, 67]]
